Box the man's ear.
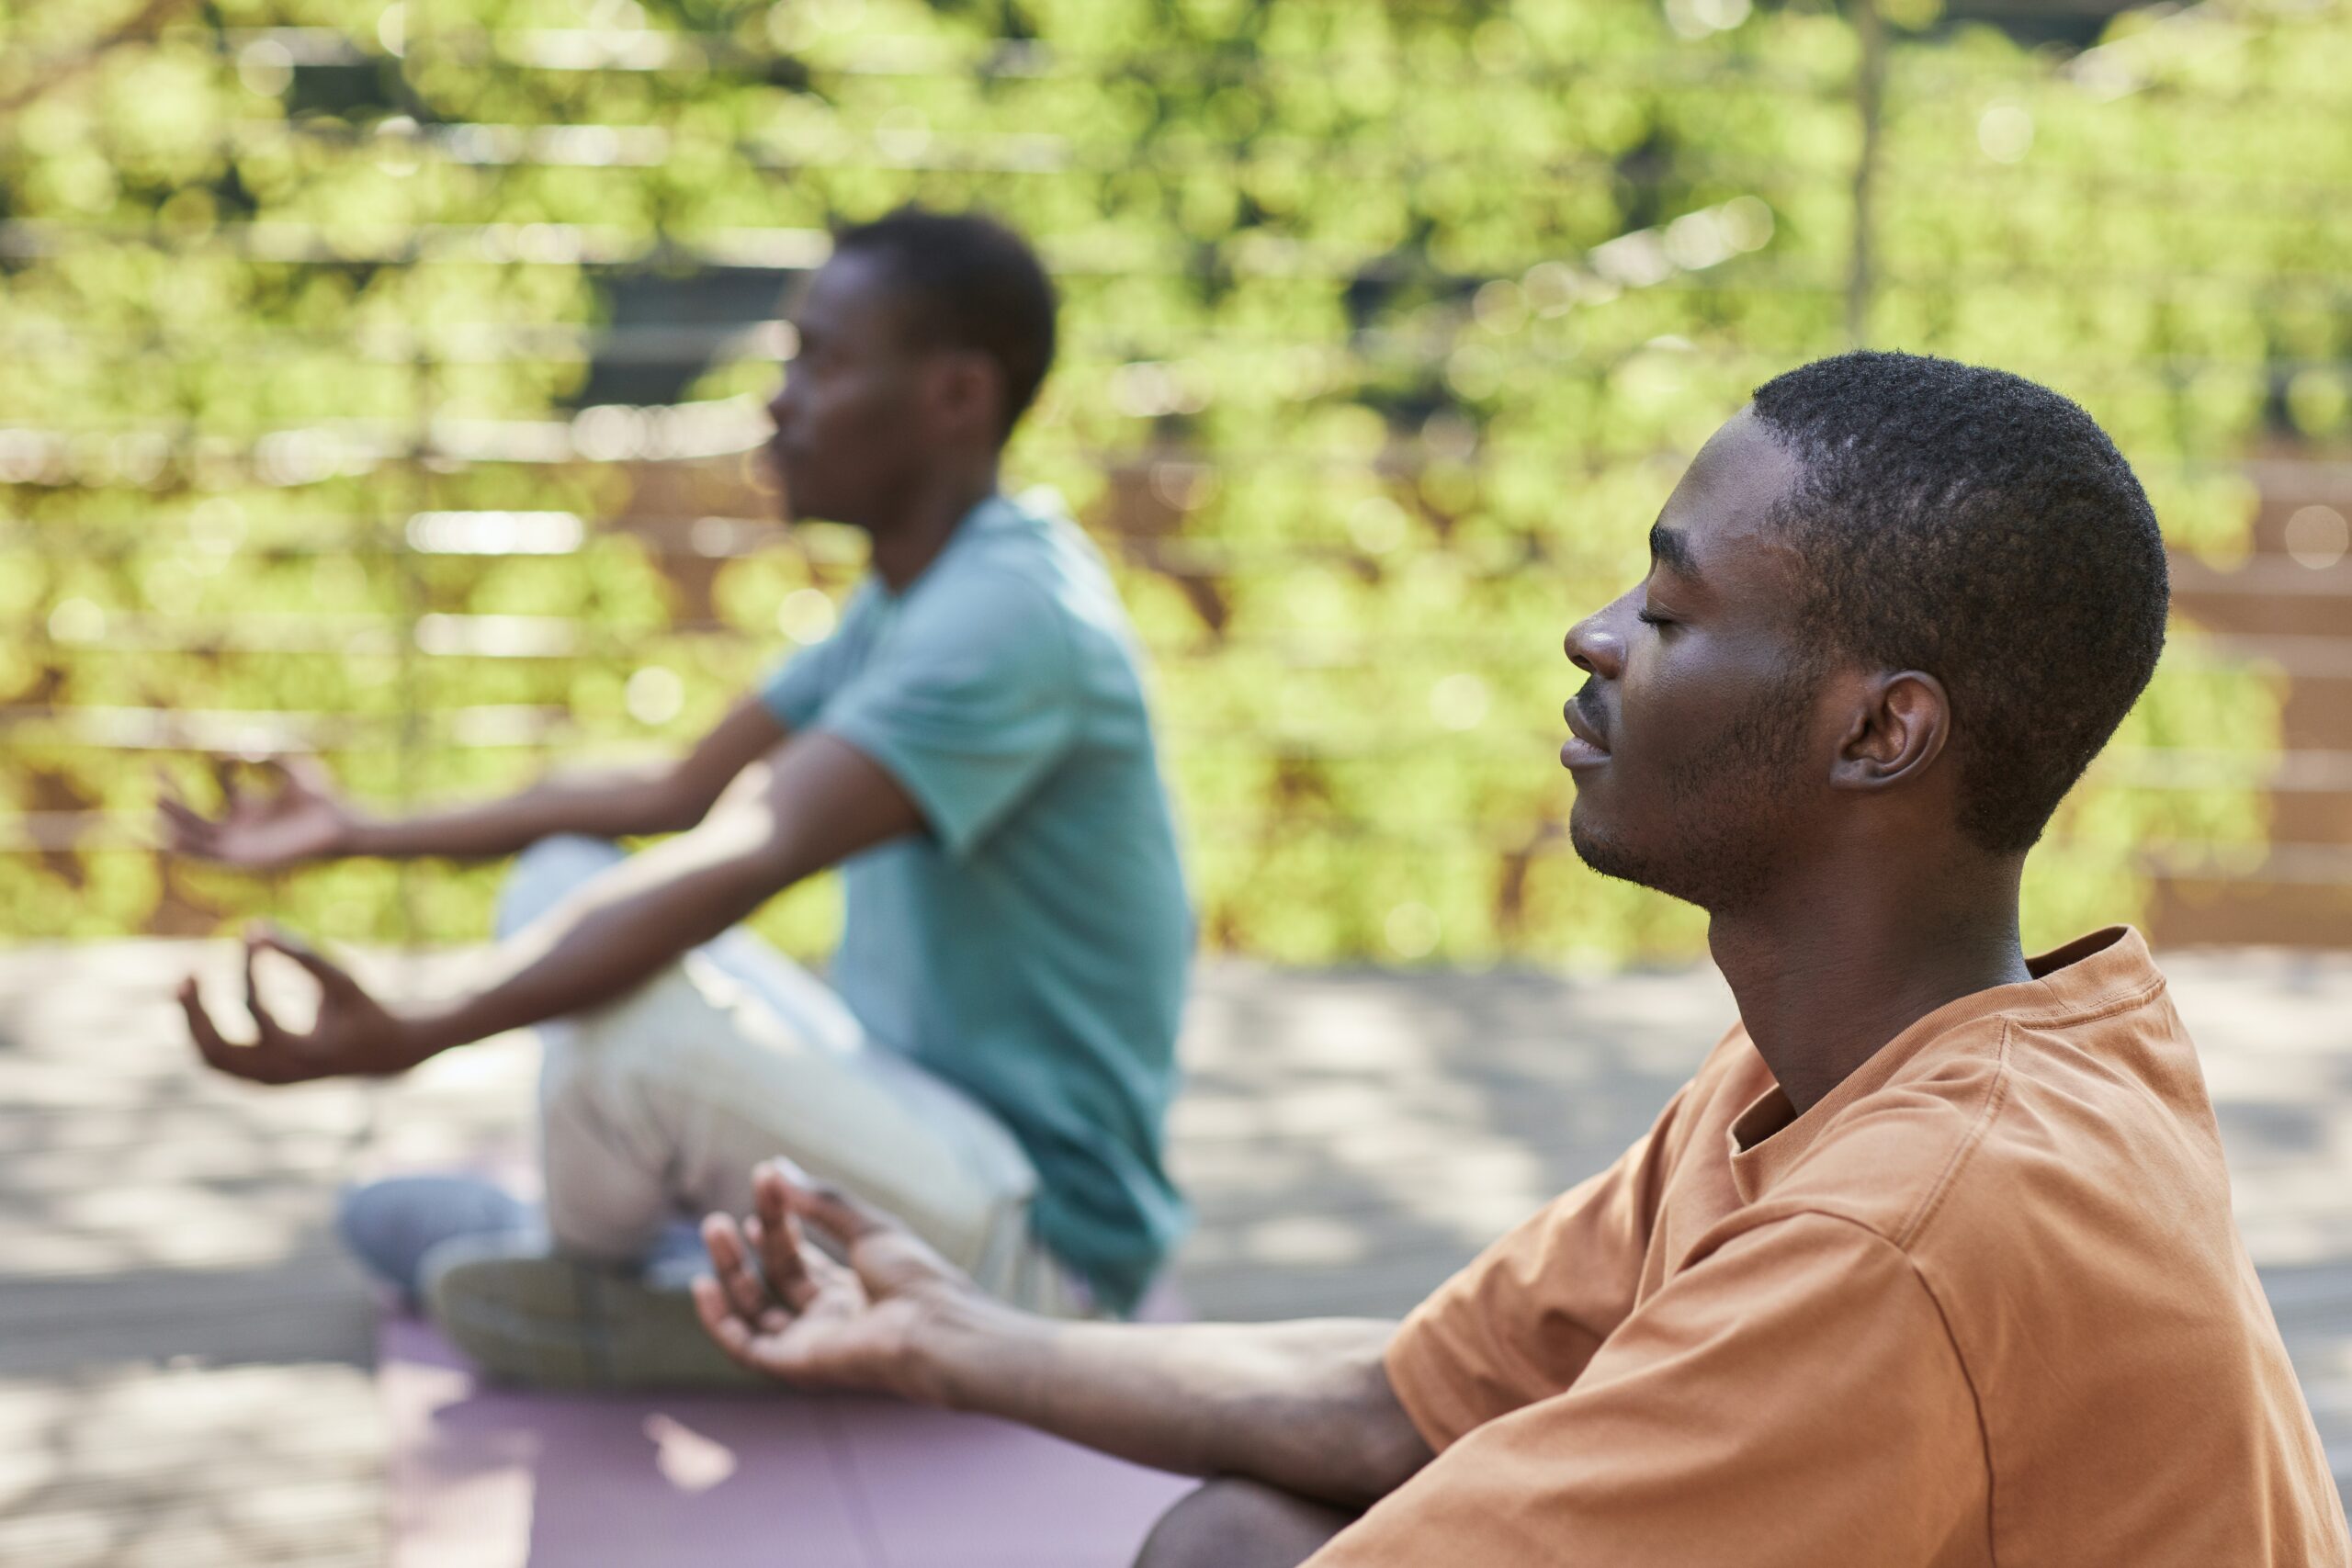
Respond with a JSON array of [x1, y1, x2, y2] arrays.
[[925, 349, 1005, 445], [1828, 670, 1951, 791]]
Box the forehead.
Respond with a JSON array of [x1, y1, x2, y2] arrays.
[[787, 250, 912, 347], [1652, 407, 1806, 596]]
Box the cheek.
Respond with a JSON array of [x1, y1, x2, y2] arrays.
[[1618, 642, 1694, 751], [827, 373, 921, 452], [1622, 637, 1770, 769]]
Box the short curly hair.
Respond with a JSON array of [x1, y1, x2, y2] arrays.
[[833, 206, 1057, 442], [1750, 351, 2168, 854]]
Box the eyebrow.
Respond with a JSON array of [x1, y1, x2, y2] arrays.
[[1648, 521, 1699, 579]]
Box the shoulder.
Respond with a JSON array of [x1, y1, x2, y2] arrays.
[[1648, 1209, 1965, 1371], [952, 498, 1130, 626], [1761, 985, 2218, 1262], [910, 502, 1088, 623], [1751, 1015, 2018, 1247], [892, 538, 1081, 687]]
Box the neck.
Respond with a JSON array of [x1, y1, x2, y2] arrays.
[[865, 456, 1001, 592], [1706, 845, 2030, 1114]]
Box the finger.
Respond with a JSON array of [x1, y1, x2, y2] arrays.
[[180, 977, 230, 1065], [251, 923, 359, 997], [155, 770, 223, 836], [690, 1276, 765, 1371], [155, 770, 197, 818], [775, 1166, 888, 1250], [743, 1212, 817, 1319], [241, 935, 283, 1043], [181, 978, 269, 1081], [155, 799, 220, 854], [702, 1213, 774, 1322], [700, 1213, 766, 1325], [156, 795, 218, 838], [701, 1211, 743, 1277], [769, 1168, 874, 1306]]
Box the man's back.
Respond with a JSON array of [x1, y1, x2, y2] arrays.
[[1355, 928, 2348, 1565]]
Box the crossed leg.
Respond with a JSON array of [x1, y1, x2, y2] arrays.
[[501, 833, 1084, 1314], [1134, 1478, 1361, 1568]]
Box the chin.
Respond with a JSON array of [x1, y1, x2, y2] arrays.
[[1568, 812, 1647, 889], [1569, 809, 1731, 912]]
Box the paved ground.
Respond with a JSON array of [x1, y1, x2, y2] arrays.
[[3, 940, 2349, 1563]]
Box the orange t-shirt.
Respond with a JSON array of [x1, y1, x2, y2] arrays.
[[1313, 928, 2350, 1567]]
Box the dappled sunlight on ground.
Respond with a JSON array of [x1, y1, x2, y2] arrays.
[[2, 941, 2346, 1563]]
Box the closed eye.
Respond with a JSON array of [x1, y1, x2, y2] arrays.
[[1636, 606, 1676, 628]]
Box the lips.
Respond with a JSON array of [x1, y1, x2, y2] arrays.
[[1564, 695, 1610, 755]]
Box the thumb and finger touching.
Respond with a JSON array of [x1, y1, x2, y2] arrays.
[[247, 923, 361, 1001], [181, 973, 292, 1083], [760, 1157, 887, 1251], [241, 938, 283, 1042]]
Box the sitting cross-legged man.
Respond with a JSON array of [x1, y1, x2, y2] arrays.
[[168, 208, 1194, 1386], [690, 353, 2352, 1566]]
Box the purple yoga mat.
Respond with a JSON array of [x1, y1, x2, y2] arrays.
[[379, 1314, 1193, 1567]]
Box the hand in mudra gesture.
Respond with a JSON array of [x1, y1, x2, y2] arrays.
[[695, 1159, 977, 1402], [180, 924, 429, 1084], [159, 755, 355, 870]]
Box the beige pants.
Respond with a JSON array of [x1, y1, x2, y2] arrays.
[[504, 835, 1091, 1317]]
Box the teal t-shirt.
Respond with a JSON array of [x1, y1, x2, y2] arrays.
[[759, 493, 1193, 1312]]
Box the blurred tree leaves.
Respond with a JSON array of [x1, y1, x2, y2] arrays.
[[0, 0, 2322, 964]]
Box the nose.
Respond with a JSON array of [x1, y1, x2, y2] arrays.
[[1566, 602, 1626, 679], [765, 375, 794, 432]]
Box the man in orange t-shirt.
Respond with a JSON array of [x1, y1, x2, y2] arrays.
[[686, 352, 2352, 1566]]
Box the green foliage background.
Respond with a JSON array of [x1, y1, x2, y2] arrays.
[[0, 0, 2327, 964]]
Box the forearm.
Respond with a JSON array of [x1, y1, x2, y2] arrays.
[[395, 734, 909, 1062], [407, 815, 785, 1053], [916, 1300, 1430, 1509], [345, 761, 691, 861]]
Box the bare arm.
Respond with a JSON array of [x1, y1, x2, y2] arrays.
[[161, 695, 787, 867], [934, 1307, 1426, 1509], [350, 695, 788, 857], [695, 1165, 1436, 1511], [404, 732, 915, 1053], [180, 732, 922, 1082]]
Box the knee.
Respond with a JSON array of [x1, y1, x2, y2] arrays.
[[497, 835, 624, 939], [1132, 1478, 1358, 1568]]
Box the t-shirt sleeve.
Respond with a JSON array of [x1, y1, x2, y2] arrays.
[[1382, 1081, 1692, 1450], [811, 566, 1080, 857], [757, 585, 876, 732], [1323, 1214, 1986, 1568]]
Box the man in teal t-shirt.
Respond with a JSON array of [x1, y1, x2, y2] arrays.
[[166, 207, 1193, 1384], [758, 490, 1192, 1311]]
